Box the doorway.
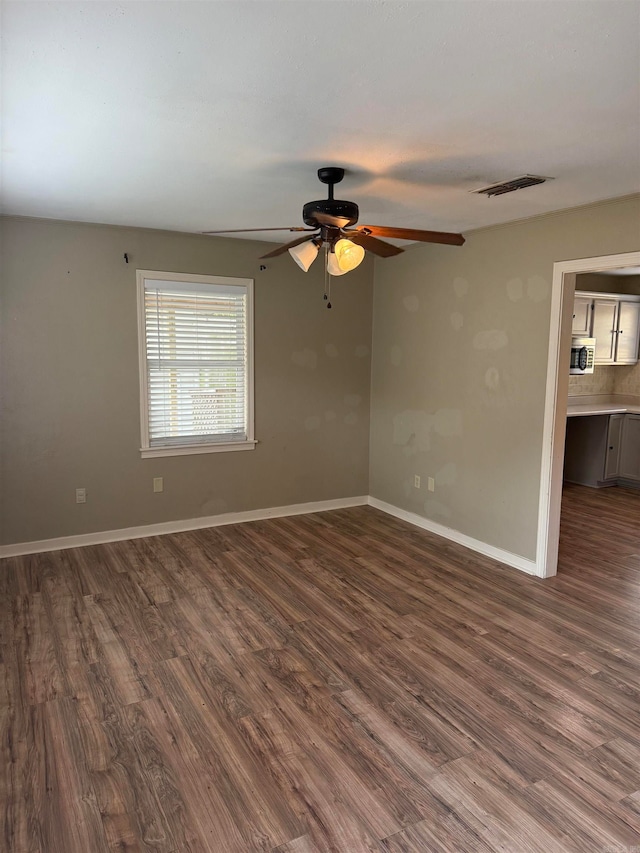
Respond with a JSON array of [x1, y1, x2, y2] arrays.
[[536, 250, 640, 578]]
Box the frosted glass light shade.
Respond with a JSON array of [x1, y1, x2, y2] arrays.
[[327, 251, 348, 276], [289, 240, 319, 272], [334, 238, 365, 272]]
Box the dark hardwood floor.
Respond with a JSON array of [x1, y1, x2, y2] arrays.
[[2, 484, 640, 852]]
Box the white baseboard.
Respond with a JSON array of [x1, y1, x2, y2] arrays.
[[367, 496, 539, 576], [0, 494, 539, 577], [0, 495, 369, 558]]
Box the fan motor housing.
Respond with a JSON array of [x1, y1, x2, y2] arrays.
[[303, 199, 359, 228]]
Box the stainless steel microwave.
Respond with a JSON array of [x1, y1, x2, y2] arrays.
[[570, 337, 596, 374]]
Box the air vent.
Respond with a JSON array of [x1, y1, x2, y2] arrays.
[[472, 175, 552, 197]]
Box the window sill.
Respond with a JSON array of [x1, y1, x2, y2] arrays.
[[140, 440, 257, 459]]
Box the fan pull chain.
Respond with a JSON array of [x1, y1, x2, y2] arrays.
[[323, 248, 332, 309]]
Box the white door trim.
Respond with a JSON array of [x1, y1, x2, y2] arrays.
[[537, 250, 640, 578]]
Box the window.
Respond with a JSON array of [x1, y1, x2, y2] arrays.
[[137, 270, 255, 458]]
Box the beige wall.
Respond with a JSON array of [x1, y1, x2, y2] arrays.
[[0, 217, 373, 545], [3, 196, 639, 555], [369, 195, 640, 561]]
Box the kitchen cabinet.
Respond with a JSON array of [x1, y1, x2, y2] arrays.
[[616, 301, 640, 364], [619, 414, 640, 481], [573, 291, 640, 365], [592, 298, 618, 364], [603, 414, 623, 480], [564, 412, 640, 487], [572, 296, 592, 336], [564, 415, 609, 486]]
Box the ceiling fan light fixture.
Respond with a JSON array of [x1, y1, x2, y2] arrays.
[[334, 238, 365, 272], [327, 250, 348, 277], [288, 239, 319, 272]]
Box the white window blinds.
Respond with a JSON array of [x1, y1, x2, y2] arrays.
[[140, 276, 251, 450]]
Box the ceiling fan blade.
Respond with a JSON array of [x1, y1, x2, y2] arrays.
[[357, 225, 465, 246], [343, 231, 404, 258], [202, 226, 314, 234], [313, 212, 353, 228], [259, 234, 318, 259]]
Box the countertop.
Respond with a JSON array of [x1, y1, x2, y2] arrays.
[[567, 395, 640, 417]]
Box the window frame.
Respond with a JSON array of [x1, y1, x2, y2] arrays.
[[136, 269, 255, 458]]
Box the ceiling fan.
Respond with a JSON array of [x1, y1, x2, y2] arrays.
[[203, 167, 465, 277]]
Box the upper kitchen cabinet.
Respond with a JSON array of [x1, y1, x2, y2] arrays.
[[573, 291, 640, 365], [616, 300, 640, 364], [572, 296, 593, 336], [592, 298, 619, 363]]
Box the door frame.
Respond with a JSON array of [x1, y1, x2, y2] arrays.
[[536, 250, 640, 578]]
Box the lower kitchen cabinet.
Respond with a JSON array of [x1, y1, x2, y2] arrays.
[[619, 414, 640, 480], [564, 416, 609, 487], [564, 413, 640, 488], [604, 414, 624, 480]]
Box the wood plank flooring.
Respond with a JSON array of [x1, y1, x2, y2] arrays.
[[2, 484, 640, 852]]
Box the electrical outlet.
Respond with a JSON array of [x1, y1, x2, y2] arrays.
[[414, 475, 421, 488], [428, 477, 435, 492], [75, 488, 87, 504], [153, 477, 164, 493]]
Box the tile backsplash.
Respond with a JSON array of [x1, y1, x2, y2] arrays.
[[612, 362, 640, 396], [569, 362, 640, 397]]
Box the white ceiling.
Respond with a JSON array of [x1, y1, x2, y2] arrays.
[[3, 1, 640, 241]]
